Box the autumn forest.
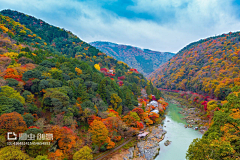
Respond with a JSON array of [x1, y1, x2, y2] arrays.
[[0, 7, 240, 160]]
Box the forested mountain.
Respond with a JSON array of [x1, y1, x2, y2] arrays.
[[186, 86, 240, 159], [149, 31, 240, 100], [147, 31, 240, 159], [0, 9, 165, 159], [90, 41, 174, 76]]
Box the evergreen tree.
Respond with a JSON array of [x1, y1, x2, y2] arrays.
[[98, 79, 107, 104], [146, 85, 151, 96], [132, 83, 141, 96], [125, 92, 133, 110], [150, 81, 154, 93], [110, 80, 119, 92], [76, 84, 88, 102]]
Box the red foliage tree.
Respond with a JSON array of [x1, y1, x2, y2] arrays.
[[118, 81, 123, 86], [4, 68, 22, 81], [136, 121, 144, 129], [148, 112, 159, 123], [87, 115, 102, 125], [117, 76, 125, 80], [132, 108, 144, 115]]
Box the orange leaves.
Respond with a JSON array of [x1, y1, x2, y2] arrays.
[[136, 121, 144, 129], [106, 137, 115, 149], [123, 111, 141, 128], [87, 115, 102, 125], [220, 122, 240, 143], [3, 63, 32, 81], [107, 109, 120, 117], [158, 98, 168, 108], [144, 118, 153, 126], [234, 78, 240, 86], [0, 24, 9, 33], [114, 136, 121, 141], [0, 112, 27, 135], [4, 68, 22, 81], [47, 125, 77, 154], [132, 108, 144, 116], [148, 112, 159, 123], [102, 116, 119, 138], [40, 89, 47, 93], [148, 31, 240, 99], [75, 67, 82, 75], [48, 149, 64, 160], [230, 108, 240, 119]]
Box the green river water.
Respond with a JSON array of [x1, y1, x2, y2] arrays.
[[155, 103, 202, 160]]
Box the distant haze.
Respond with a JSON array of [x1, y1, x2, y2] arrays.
[[90, 41, 175, 76], [1, 0, 240, 52]]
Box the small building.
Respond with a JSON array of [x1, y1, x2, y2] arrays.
[[151, 109, 159, 114], [109, 70, 114, 74], [149, 100, 158, 108], [138, 132, 149, 139]]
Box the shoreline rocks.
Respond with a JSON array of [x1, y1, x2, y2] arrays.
[[179, 107, 208, 133], [134, 125, 166, 160], [164, 140, 171, 146], [166, 96, 208, 134]]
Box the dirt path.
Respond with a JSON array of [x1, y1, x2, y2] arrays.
[[94, 137, 136, 160]]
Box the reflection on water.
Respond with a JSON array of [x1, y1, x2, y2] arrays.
[[155, 103, 202, 160]]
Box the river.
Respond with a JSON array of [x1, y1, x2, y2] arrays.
[[155, 103, 202, 160]]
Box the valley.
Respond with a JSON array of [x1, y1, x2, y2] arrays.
[[0, 4, 240, 160], [90, 41, 174, 76]]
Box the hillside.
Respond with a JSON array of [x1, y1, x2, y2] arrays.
[[90, 41, 174, 76], [149, 31, 240, 100], [0, 9, 166, 159]]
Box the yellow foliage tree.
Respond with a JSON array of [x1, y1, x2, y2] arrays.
[[89, 120, 109, 147], [207, 100, 218, 116], [110, 93, 122, 110], [73, 146, 93, 160], [94, 64, 100, 71], [0, 146, 30, 160], [3, 52, 19, 59], [75, 67, 82, 75]]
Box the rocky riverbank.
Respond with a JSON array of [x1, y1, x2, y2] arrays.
[[165, 96, 208, 134], [164, 98, 180, 105], [122, 125, 166, 160], [108, 125, 166, 160], [179, 107, 208, 133]]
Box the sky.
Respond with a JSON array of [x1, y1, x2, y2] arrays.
[[1, 0, 240, 53]]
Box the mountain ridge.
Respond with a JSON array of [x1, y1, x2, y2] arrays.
[[148, 31, 240, 100], [90, 41, 175, 76]]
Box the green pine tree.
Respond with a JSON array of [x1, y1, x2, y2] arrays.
[[98, 79, 107, 104]]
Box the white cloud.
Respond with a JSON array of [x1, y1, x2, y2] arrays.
[[0, 0, 240, 52]]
